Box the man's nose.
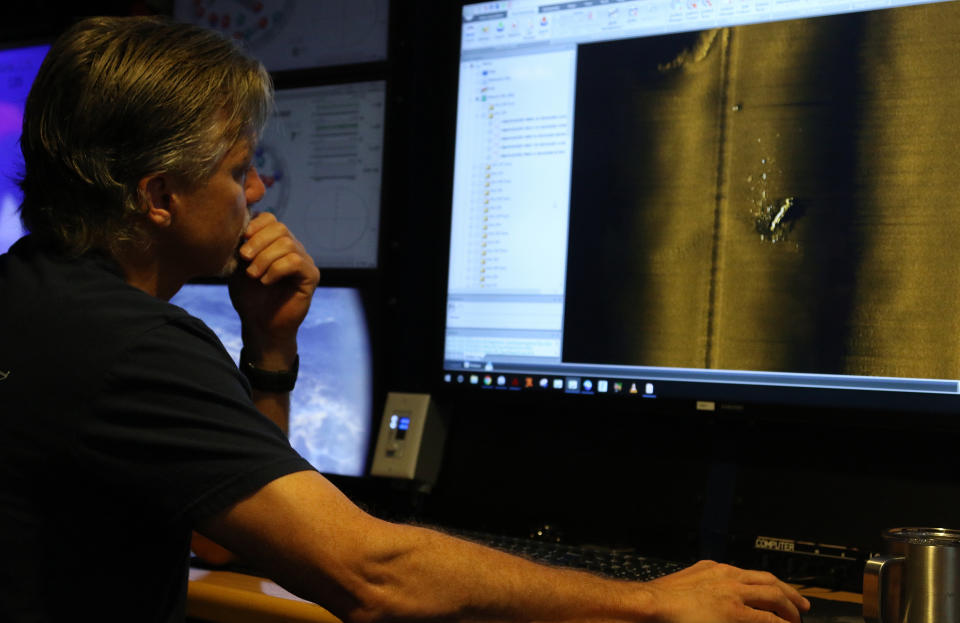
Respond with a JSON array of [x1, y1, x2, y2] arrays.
[[246, 166, 266, 205]]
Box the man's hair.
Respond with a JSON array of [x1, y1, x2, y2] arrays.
[[18, 16, 273, 256]]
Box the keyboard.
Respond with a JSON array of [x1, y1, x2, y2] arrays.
[[451, 529, 686, 582]]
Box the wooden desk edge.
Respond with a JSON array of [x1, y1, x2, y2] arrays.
[[796, 585, 862, 605], [188, 568, 341, 623], [189, 567, 862, 622]]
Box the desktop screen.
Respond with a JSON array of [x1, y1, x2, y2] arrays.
[[441, 0, 960, 415], [171, 284, 373, 477], [0, 43, 49, 255]]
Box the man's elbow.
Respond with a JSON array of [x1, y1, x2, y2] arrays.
[[326, 558, 462, 623]]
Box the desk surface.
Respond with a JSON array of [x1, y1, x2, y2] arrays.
[[188, 567, 862, 623], [188, 568, 341, 623]]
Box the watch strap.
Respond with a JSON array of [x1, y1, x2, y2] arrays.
[[239, 348, 299, 392]]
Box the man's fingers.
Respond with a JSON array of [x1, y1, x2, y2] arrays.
[[244, 236, 299, 279], [240, 219, 295, 260], [735, 569, 810, 613], [242, 210, 277, 237], [739, 584, 804, 623], [650, 561, 811, 623], [238, 217, 317, 286], [259, 250, 316, 286]]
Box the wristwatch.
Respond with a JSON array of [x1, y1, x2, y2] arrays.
[[239, 348, 299, 392]]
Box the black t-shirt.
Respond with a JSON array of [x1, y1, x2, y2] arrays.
[[0, 237, 315, 622]]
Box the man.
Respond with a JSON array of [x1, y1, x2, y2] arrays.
[[0, 15, 809, 623]]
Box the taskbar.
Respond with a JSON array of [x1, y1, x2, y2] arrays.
[[442, 369, 660, 398], [442, 360, 960, 395]]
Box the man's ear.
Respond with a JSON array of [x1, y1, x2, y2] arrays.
[[138, 173, 174, 228]]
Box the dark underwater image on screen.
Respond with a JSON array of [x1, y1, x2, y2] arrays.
[[170, 284, 372, 477], [561, 1, 960, 382]]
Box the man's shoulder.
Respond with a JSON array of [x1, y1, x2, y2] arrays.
[[2, 236, 184, 321], [0, 237, 204, 372]]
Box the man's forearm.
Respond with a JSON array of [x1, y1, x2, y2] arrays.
[[243, 338, 297, 432], [251, 388, 290, 433], [206, 471, 657, 623], [336, 521, 659, 622]]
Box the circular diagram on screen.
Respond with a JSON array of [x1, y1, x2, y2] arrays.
[[282, 186, 371, 258], [307, 187, 370, 252], [184, 0, 296, 48]]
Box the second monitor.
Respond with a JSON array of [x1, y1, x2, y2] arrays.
[[170, 283, 374, 478], [258, 81, 386, 269]]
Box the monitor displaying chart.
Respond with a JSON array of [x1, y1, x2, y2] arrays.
[[173, 0, 389, 71], [257, 81, 385, 268]]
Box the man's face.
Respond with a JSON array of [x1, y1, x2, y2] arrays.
[[168, 141, 266, 279]]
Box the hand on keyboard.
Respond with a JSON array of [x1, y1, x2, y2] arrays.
[[645, 560, 811, 623]]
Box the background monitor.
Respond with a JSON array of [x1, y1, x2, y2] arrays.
[[441, 0, 960, 417], [173, 0, 390, 71], [0, 43, 48, 255], [259, 81, 386, 269], [171, 283, 373, 477]]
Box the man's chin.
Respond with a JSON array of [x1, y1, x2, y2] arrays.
[[216, 255, 240, 279], [221, 223, 250, 279]]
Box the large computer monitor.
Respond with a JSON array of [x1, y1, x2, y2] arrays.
[[0, 43, 49, 255], [440, 0, 960, 419], [171, 284, 373, 477]]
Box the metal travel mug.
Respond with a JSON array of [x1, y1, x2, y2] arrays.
[[863, 527, 960, 623]]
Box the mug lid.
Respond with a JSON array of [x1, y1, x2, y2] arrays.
[[883, 527, 960, 545]]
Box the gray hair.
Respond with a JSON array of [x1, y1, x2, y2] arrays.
[[18, 15, 273, 256]]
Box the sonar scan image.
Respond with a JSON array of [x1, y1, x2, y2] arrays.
[[561, 1, 960, 381]]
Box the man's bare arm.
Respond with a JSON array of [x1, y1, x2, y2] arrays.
[[196, 470, 809, 623], [191, 208, 313, 563]]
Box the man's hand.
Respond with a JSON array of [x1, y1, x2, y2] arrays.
[[644, 560, 811, 623], [228, 212, 320, 361]]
